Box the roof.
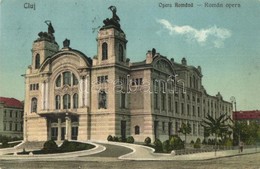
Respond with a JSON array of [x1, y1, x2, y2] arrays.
[[233, 110, 260, 120], [0, 97, 23, 109]]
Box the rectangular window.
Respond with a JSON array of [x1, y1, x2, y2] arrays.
[[187, 104, 190, 115], [121, 93, 126, 108], [193, 105, 195, 116], [4, 123, 6, 131], [15, 123, 18, 131], [181, 103, 184, 114], [175, 121, 179, 133], [132, 78, 143, 86], [168, 96, 172, 111], [4, 110, 7, 117], [9, 122, 12, 131], [154, 79, 159, 93], [162, 122, 165, 132], [97, 75, 108, 84], [161, 94, 165, 110], [16, 111, 18, 118], [193, 123, 196, 135], [198, 107, 200, 117], [175, 101, 178, 114], [21, 122, 23, 132], [154, 93, 158, 109], [10, 110, 12, 117]]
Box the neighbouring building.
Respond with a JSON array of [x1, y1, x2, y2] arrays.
[[233, 110, 260, 125], [23, 6, 232, 143], [0, 97, 24, 138]]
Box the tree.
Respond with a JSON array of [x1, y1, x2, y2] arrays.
[[201, 113, 230, 155], [233, 121, 260, 145], [178, 122, 191, 147]]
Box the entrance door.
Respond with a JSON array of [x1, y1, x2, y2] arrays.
[[154, 121, 158, 139], [121, 121, 126, 139], [168, 122, 172, 137], [61, 127, 66, 140], [51, 127, 58, 140], [71, 126, 78, 140]]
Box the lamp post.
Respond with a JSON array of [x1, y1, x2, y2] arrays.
[[230, 96, 240, 151], [230, 96, 237, 111]]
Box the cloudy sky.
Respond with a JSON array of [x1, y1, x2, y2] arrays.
[[0, 0, 259, 110]]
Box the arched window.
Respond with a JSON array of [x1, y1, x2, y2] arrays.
[[135, 125, 140, 135], [63, 71, 71, 86], [102, 42, 108, 60], [55, 95, 61, 109], [119, 44, 124, 62], [63, 94, 71, 109], [72, 74, 78, 85], [35, 54, 40, 69], [73, 93, 78, 109], [31, 97, 37, 113], [56, 75, 61, 87], [98, 90, 107, 109]]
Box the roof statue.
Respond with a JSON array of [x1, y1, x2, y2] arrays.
[[63, 38, 70, 49], [101, 6, 123, 32], [35, 20, 57, 44], [108, 6, 120, 23]]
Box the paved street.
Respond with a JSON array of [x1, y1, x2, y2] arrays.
[[1, 152, 260, 169]]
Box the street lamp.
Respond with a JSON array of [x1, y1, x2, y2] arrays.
[[230, 96, 240, 151]]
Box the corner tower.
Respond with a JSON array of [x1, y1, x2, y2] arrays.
[[94, 6, 128, 66], [31, 21, 59, 72]]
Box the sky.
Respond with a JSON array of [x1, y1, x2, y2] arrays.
[[0, 0, 259, 110]]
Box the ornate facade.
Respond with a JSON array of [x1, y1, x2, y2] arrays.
[[23, 7, 232, 142]]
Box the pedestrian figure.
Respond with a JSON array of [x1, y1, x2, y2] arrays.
[[239, 141, 244, 153]]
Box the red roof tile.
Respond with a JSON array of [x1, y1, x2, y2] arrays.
[[0, 97, 23, 109]]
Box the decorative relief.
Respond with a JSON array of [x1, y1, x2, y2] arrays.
[[154, 60, 173, 74]]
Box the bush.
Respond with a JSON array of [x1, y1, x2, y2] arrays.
[[202, 139, 207, 145], [43, 140, 58, 153], [144, 137, 151, 145], [169, 135, 184, 150], [113, 136, 119, 142], [107, 135, 113, 141], [162, 140, 171, 153], [126, 136, 134, 143], [194, 138, 201, 149], [190, 140, 194, 144], [154, 139, 163, 152], [224, 138, 233, 147], [59, 141, 95, 152]]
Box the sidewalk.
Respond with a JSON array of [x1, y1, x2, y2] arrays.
[[104, 141, 260, 161]]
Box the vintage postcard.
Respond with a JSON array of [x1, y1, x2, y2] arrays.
[[0, 0, 260, 168]]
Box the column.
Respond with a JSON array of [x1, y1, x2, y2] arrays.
[[79, 78, 83, 107], [84, 77, 88, 107], [45, 82, 49, 109], [57, 118, 61, 141], [65, 116, 71, 140], [23, 116, 27, 141], [42, 81, 45, 110]]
